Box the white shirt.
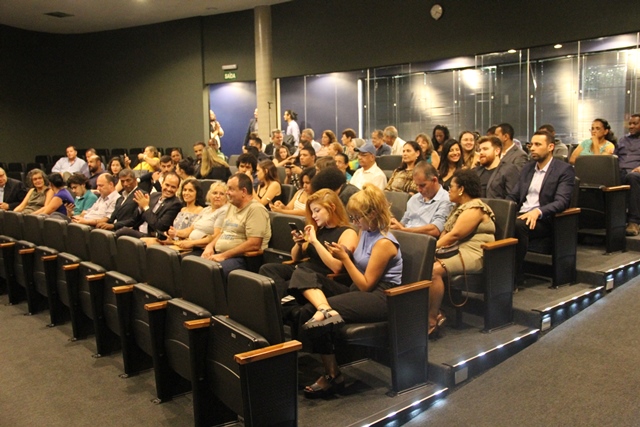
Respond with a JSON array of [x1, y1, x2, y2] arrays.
[[84, 190, 120, 220], [391, 137, 406, 156], [521, 160, 552, 215], [350, 163, 388, 190]]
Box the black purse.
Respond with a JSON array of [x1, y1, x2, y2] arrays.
[[435, 244, 459, 259]]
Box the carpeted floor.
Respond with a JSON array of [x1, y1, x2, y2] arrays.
[[405, 276, 640, 426]]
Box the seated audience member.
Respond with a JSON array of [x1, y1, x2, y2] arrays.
[[507, 131, 575, 285], [169, 148, 182, 166], [254, 159, 282, 207], [316, 130, 338, 157], [67, 173, 98, 216], [273, 145, 293, 167], [300, 128, 322, 153], [285, 145, 317, 190], [416, 133, 441, 169], [201, 173, 271, 278], [327, 142, 344, 158], [385, 140, 423, 193], [430, 169, 496, 337], [107, 156, 126, 192], [614, 113, 640, 236], [0, 167, 27, 211], [32, 173, 75, 218], [474, 136, 519, 199], [459, 131, 480, 169], [259, 189, 358, 298], [538, 124, 568, 158], [390, 162, 453, 236], [265, 129, 281, 156], [142, 179, 204, 246], [175, 159, 196, 182], [207, 137, 227, 163], [372, 129, 391, 156], [494, 123, 528, 171], [97, 169, 146, 231], [236, 152, 259, 188], [197, 146, 231, 181], [383, 126, 405, 155], [127, 146, 160, 172], [271, 167, 316, 216], [315, 156, 337, 172], [166, 182, 229, 255], [569, 118, 615, 165], [341, 128, 360, 161], [438, 139, 464, 190], [86, 155, 108, 190], [334, 152, 353, 182], [191, 141, 205, 177], [248, 136, 270, 162], [52, 146, 89, 178], [71, 174, 120, 226], [432, 124, 450, 153], [350, 143, 388, 190], [14, 169, 52, 214], [138, 155, 175, 194], [299, 184, 403, 398], [115, 173, 183, 238], [311, 166, 360, 208]]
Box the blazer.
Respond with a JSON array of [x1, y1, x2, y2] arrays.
[[107, 187, 147, 230], [132, 192, 183, 234], [137, 173, 161, 194], [501, 145, 529, 171], [2, 178, 28, 210], [475, 161, 520, 199], [507, 158, 575, 220]]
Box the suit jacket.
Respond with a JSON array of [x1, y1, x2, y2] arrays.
[[501, 145, 529, 171], [137, 173, 161, 194], [2, 178, 28, 210], [107, 187, 147, 230], [507, 158, 575, 220], [475, 161, 520, 199], [132, 192, 182, 234]]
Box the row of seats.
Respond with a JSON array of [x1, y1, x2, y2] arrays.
[[0, 210, 437, 425]]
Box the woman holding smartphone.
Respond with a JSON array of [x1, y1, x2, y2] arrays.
[[259, 189, 358, 299]]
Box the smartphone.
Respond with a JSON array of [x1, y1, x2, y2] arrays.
[[288, 222, 303, 236]]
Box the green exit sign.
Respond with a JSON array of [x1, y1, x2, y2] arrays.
[[224, 71, 237, 81]]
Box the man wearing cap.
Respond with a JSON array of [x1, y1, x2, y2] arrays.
[[349, 142, 388, 190]]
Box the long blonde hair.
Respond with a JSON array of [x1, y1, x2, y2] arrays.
[[305, 189, 351, 231], [200, 146, 229, 177], [346, 184, 392, 232]]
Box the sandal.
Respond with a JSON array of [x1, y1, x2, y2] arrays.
[[304, 373, 345, 399], [302, 308, 344, 338]]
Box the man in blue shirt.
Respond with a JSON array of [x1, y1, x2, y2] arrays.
[[615, 114, 640, 236], [390, 162, 454, 237], [51, 146, 90, 178]]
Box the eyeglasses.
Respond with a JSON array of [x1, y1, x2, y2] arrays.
[[349, 213, 366, 223]]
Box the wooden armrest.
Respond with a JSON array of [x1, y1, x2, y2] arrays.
[[144, 301, 168, 311], [602, 185, 630, 192], [62, 263, 80, 271], [112, 285, 134, 294], [0, 242, 16, 248], [482, 238, 518, 250], [42, 255, 58, 261], [86, 273, 106, 282], [243, 250, 264, 257], [282, 257, 309, 265], [19, 248, 36, 255], [384, 280, 431, 297], [327, 272, 348, 280], [184, 318, 211, 330], [235, 340, 302, 365], [555, 207, 580, 218]]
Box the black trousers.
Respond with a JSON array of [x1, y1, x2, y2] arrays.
[[514, 217, 552, 284]]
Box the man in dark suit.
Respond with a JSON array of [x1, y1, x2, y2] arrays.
[[115, 172, 182, 238], [474, 136, 519, 199], [97, 169, 145, 231], [507, 130, 575, 285], [0, 167, 27, 211], [495, 123, 528, 171], [137, 155, 174, 194]]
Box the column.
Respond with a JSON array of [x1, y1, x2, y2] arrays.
[[254, 5, 276, 142]]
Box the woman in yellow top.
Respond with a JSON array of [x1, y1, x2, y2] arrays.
[[125, 146, 160, 172], [569, 118, 615, 164]]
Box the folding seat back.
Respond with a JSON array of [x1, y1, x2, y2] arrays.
[[145, 245, 182, 297], [197, 179, 218, 195], [110, 148, 128, 157], [385, 191, 410, 222], [263, 212, 306, 263], [1, 211, 25, 304], [0, 210, 4, 235], [484, 198, 516, 241], [35, 155, 51, 166], [575, 155, 620, 187], [15, 215, 46, 313], [376, 155, 402, 171], [115, 236, 147, 283], [280, 183, 295, 205]]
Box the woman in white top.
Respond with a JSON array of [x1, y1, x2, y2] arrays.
[[270, 167, 315, 216]]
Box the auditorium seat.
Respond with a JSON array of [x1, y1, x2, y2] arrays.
[[0, 211, 25, 305], [385, 190, 410, 220], [145, 256, 226, 403], [262, 212, 305, 264], [15, 214, 47, 314], [113, 245, 181, 378], [376, 155, 402, 171], [185, 270, 300, 427]]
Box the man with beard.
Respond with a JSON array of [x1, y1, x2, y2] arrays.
[[474, 136, 519, 199]]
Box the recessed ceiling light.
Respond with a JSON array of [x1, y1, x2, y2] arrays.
[[554, 44, 563, 49], [507, 49, 517, 54]]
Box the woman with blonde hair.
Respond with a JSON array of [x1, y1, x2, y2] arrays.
[[259, 188, 358, 299], [198, 146, 231, 181], [416, 133, 440, 169], [300, 184, 403, 398], [459, 130, 479, 169], [254, 159, 282, 207]]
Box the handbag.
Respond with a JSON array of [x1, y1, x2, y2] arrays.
[[435, 244, 459, 259]]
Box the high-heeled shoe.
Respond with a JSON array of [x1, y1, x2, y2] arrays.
[[304, 373, 345, 399], [428, 313, 447, 339]]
